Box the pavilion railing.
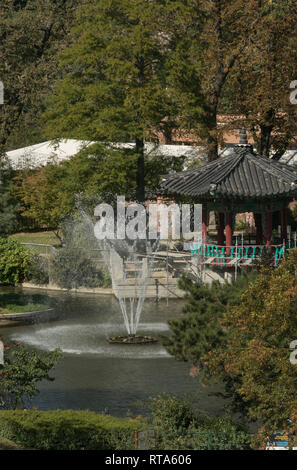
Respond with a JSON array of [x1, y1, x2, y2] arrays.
[[190, 243, 287, 267]]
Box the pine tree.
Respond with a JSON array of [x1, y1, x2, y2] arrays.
[[161, 273, 255, 374], [45, 0, 185, 202]]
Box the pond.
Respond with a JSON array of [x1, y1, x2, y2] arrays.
[[0, 288, 226, 417]]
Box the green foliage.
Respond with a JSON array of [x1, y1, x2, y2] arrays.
[[27, 254, 50, 285], [206, 249, 297, 434], [0, 238, 32, 285], [0, 0, 80, 149], [44, 0, 188, 200], [183, 416, 251, 451], [0, 345, 62, 409], [45, 0, 173, 142], [161, 273, 257, 371], [52, 244, 111, 289], [0, 155, 19, 236], [51, 215, 111, 289], [14, 142, 186, 230], [146, 394, 195, 436], [146, 394, 251, 450], [0, 410, 143, 450]]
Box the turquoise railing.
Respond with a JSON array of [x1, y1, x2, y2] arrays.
[[190, 243, 287, 267]]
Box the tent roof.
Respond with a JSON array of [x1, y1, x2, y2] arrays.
[[6, 139, 95, 169], [6, 139, 205, 170]]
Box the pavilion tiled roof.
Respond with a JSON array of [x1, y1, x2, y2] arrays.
[[161, 145, 297, 199]]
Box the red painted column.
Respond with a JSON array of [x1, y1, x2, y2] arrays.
[[217, 212, 225, 246], [225, 212, 233, 255], [280, 208, 288, 243], [254, 213, 263, 245], [202, 207, 207, 244], [265, 212, 273, 246]]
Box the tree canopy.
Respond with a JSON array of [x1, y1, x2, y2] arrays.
[[205, 250, 297, 437], [45, 0, 187, 200], [0, 0, 80, 150], [0, 154, 19, 236]]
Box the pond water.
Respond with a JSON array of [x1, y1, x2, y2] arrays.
[[0, 289, 226, 417]]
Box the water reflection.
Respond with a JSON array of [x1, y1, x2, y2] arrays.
[[0, 289, 226, 417]]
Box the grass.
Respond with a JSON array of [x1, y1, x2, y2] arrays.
[[9, 231, 60, 254], [9, 231, 59, 246], [0, 292, 53, 315]]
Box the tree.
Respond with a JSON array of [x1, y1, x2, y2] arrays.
[[0, 0, 81, 150], [13, 144, 139, 232], [14, 142, 185, 231], [0, 238, 32, 285], [166, 0, 297, 160], [221, 0, 297, 158], [161, 273, 255, 376], [145, 394, 251, 450], [45, 0, 183, 202], [0, 153, 19, 236], [14, 164, 72, 237], [0, 337, 62, 409], [205, 250, 297, 437]]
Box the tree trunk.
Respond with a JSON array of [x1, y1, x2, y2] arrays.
[[205, 104, 219, 162], [258, 109, 274, 157], [135, 137, 145, 203]]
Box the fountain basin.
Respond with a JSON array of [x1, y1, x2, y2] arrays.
[[107, 335, 158, 345]]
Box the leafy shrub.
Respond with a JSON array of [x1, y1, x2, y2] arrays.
[[146, 394, 251, 450], [0, 410, 143, 450], [0, 238, 32, 285], [173, 416, 251, 450], [146, 394, 195, 437], [0, 345, 61, 409], [27, 254, 50, 285], [51, 245, 111, 289]]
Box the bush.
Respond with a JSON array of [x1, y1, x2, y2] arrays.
[[174, 416, 251, 450], [27, 254, 50, 285], [0, 410, 143, 450], [146, 394, 195, 437], [146, 394, 251, 450], [0, 343, 61, 410], [51, 245, 111, 289], [0, 238, 32, 285]]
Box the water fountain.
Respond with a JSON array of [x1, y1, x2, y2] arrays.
[[101, 239, 159, 344], [79, 205, 160, 344]]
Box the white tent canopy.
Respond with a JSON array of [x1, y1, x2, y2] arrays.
[[6, 139, 95, 169], [6, 138, 297, 170], [6, 139, 205, 170]]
